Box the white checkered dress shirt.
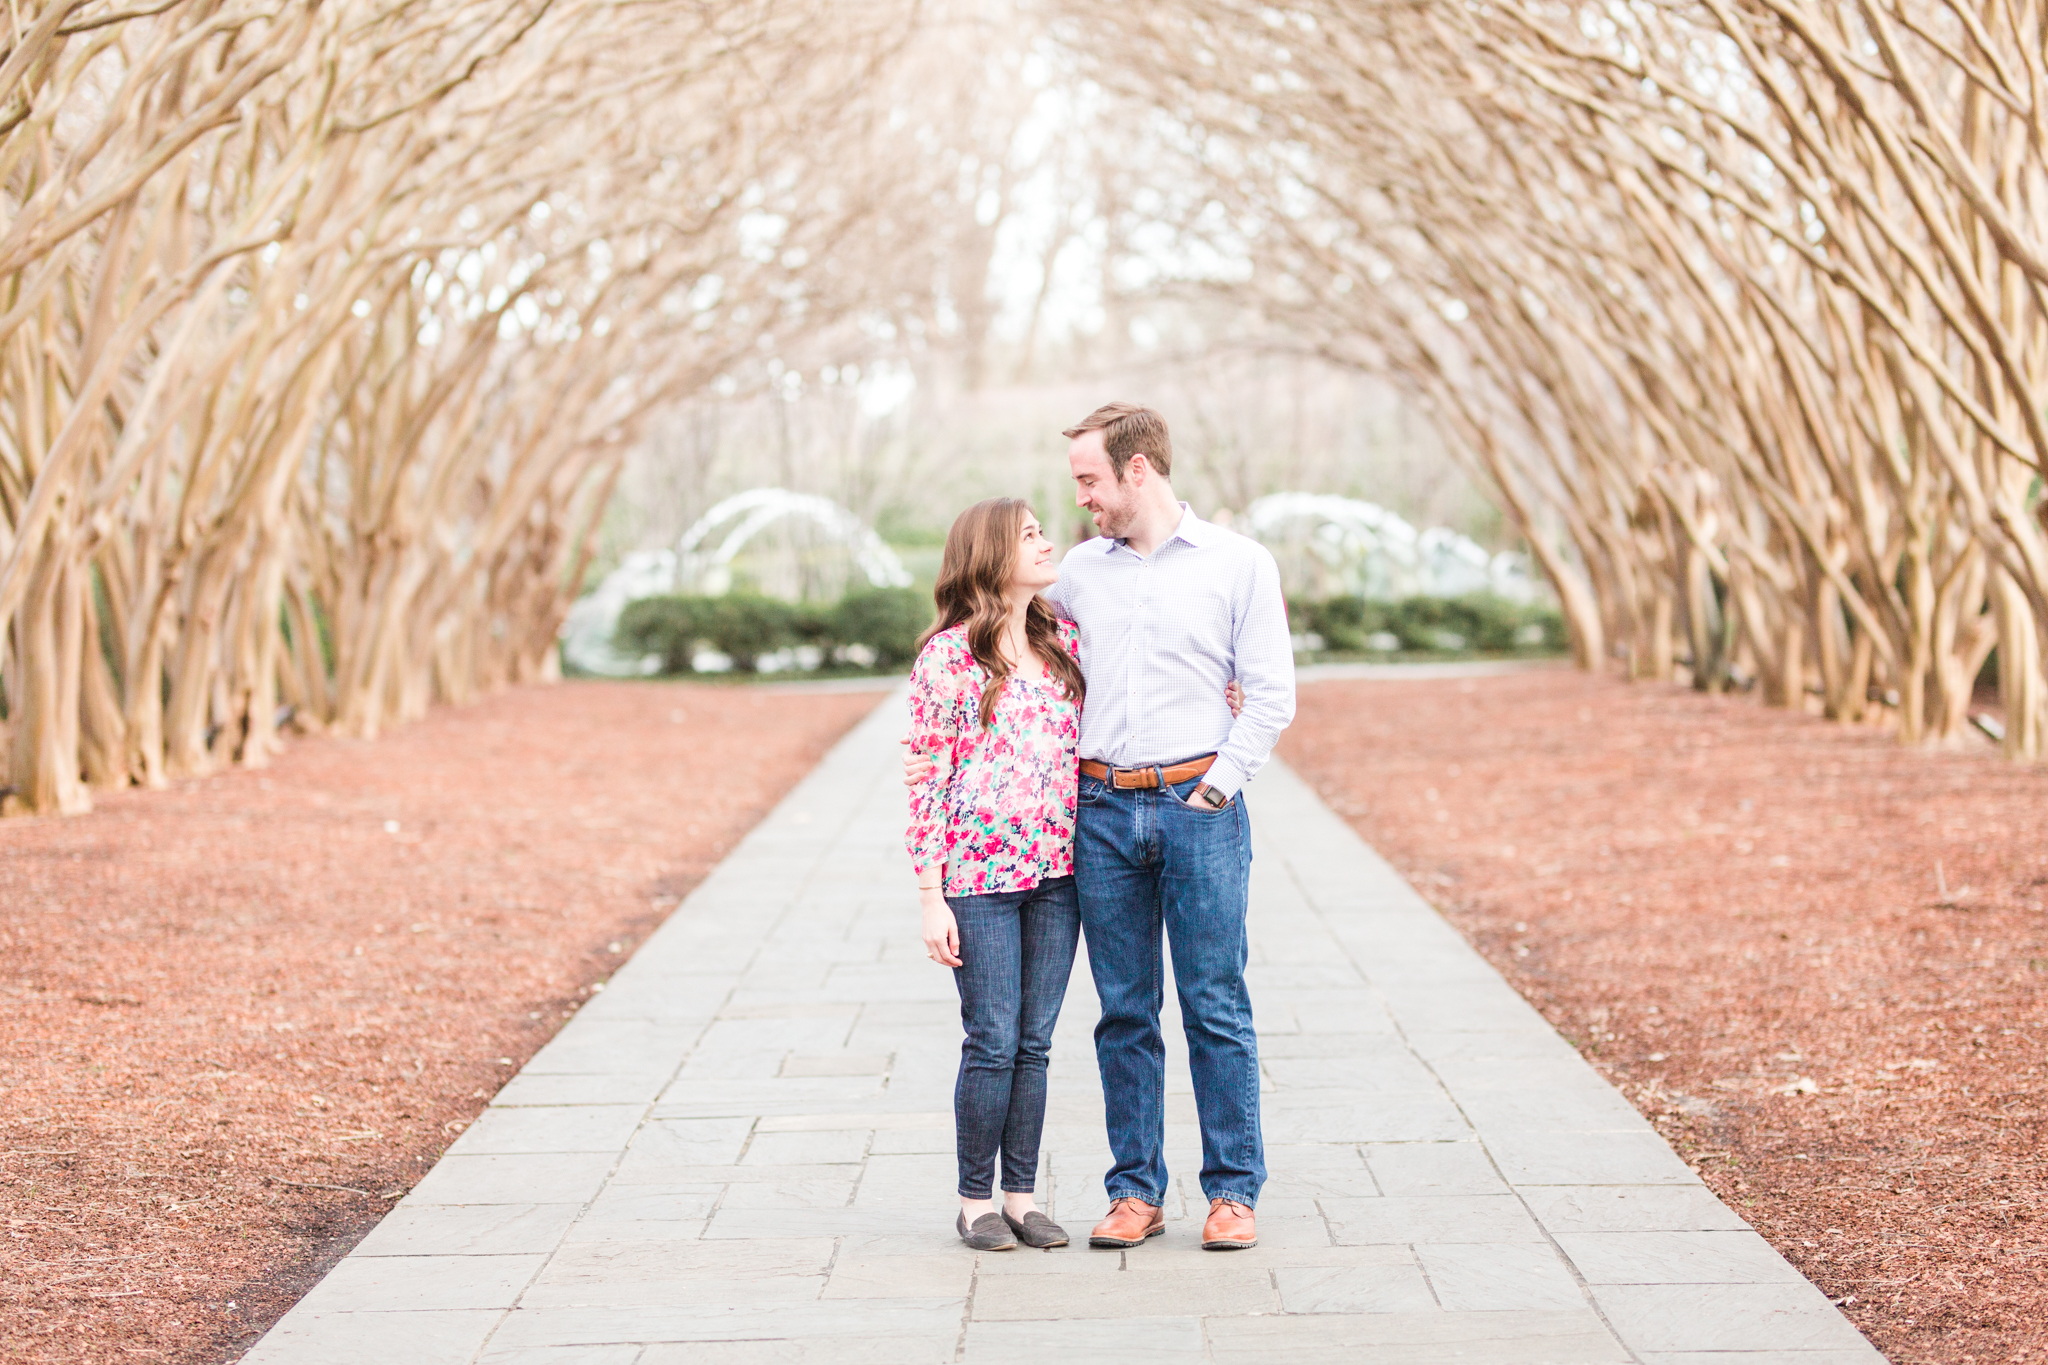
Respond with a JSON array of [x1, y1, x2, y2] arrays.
[[1045, 504, 1296, 801]]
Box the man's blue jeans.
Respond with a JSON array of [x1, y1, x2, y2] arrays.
[[946, 875, 1082, 1199], [1074, 769, 1263, 1208]]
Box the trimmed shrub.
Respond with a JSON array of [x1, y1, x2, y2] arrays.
[[789, 600, 837, 651], [1303, 595, 1374, 652], [829, 586, 931, 668], [1382, 595, 1476, 652], [614, 593, 797, 673], [614, 595, 710, 674], [1293, 592, 1564, 656], [698, 593, 799, 671], [616, 586, 934, 675]]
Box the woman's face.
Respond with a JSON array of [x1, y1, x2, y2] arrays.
[[1010, 512, 1058, 593]]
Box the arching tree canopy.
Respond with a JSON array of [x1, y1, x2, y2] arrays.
[[0, 0, 962, 814], [1060, 0, 2048, 754], [7, 0, 2048, 815]]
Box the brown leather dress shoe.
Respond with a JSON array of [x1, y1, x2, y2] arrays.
[[1202, 1198, 1257, 1250], [1088, 1196, 1165, 1248]]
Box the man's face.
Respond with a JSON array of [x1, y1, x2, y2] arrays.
[[1069, 430, 1141, 539]]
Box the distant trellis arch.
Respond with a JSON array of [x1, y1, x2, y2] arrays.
[[559, 488, 911, 676], [674, 488, 912, 597], [1240, 493, 1535, 601]]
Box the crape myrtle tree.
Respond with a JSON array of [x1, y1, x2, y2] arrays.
[[0, 0, 949, 815], [20, 0, 2048, 818], [1061, 0, 2048, 756]]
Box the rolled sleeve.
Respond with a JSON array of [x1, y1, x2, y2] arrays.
[[1205, 547, 1296, 800]]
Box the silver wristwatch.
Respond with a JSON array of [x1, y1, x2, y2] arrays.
[[1191, 783, 1227, 809]]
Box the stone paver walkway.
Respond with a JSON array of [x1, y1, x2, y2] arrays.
[[245, 691, 1883, 1364]]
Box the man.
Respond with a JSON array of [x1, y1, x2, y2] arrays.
[[1052, 403, 1294, 1252], [928, 402, 1292, 1253]]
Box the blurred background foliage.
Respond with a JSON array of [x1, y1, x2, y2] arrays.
[[615, 589, 930, 677], [612, 586, 1563, 679], [1288, 595, 1565, 660]]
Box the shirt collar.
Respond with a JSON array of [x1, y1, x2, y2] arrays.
[[1169, 504, 1210, 547], [1107, 502, 1209, 553]]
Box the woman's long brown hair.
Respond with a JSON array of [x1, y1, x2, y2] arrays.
[[920, 498, 1086, 729]]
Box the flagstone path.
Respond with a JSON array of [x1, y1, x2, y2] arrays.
[[243, 691, 1883, 1364]]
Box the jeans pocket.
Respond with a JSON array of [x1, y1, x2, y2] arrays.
[[1176, 783, 1234, 813], [1078, 776, 1108, 805]]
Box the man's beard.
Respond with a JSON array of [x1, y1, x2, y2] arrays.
[[1091, 482, 1139, 538]]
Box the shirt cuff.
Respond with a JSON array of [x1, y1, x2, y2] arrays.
[[1202, 758, 1247, 802]]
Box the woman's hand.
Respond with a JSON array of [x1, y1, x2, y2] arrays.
[[1226, 679, 1245, 717], [921, 887, 962, 967], [901, 736, 935, 786]]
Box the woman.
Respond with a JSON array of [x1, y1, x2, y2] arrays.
[[906, 497, 1086, 1252]]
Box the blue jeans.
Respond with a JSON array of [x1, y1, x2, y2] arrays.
[[1075, 770, 1263, 1208], [947, 875, 1081, 1198]]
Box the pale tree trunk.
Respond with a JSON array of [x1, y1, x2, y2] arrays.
[[77, 570, 129, 788], [1991, 567, 2046, 758], [5, 538, 91, 816]]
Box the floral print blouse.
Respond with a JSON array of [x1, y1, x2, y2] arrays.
[[905, 620, 1083, 897]]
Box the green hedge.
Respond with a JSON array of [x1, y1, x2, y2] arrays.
[[615, 587, 930, 675], [1287, 593, 1564, 655], [831, 586, 930, 668], [618, 587, 1563, 676]]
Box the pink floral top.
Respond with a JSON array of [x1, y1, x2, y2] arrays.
[[905, 620, 1083, 897]]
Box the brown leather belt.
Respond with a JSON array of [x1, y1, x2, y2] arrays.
[[1079, 754, 1216, 789]]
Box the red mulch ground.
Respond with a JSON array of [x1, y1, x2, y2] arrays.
[[1282, 669, 2047, 1364], [0, 680, 879, 1365]]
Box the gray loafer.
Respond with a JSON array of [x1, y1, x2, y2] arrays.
[[958, 1211, 1017, 1250], [1003, 1209, 1069, 1248]]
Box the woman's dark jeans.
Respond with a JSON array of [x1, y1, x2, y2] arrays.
[[947, 874, 1081, 1198]]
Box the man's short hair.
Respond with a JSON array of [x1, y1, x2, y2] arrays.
[[1063, 402, 1172, 480]]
